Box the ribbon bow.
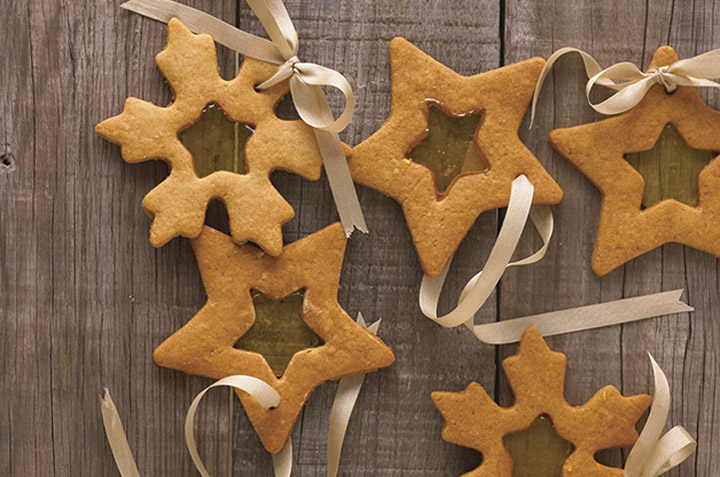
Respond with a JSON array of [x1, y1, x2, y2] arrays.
[[530, 46, 720, 127], [121, 0, 366, 235], [624, 354, 697, 476]]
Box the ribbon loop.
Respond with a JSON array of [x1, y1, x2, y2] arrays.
[[418, 174, 692, 345], [121, 0, 367, 234], [530, 46, 720, 127], [185, 376, 283, 477], [624, 354, 697, 476]]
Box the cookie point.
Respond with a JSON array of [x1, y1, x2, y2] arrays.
[[517, 327, 555, 357], [520, 326, 543, 342], [389, 36, 410, 51], [167, 17, 189, 33], [323, 222, 349, 242], [650, 46, 680, 68]]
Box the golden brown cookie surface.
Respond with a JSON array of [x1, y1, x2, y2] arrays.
[[348, 38, 562, 277], [549, 46, 720, 276], [96, 18, 324, 255], [153, 222, 395, 453], [432, 328, 650, 477]]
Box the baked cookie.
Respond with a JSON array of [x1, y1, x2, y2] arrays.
[[549, 46, 720, 275], [96, 18, 325, 255], [153, 222, 394, 453], [432, 327, 650, 476], [348, 38, 562, 277]]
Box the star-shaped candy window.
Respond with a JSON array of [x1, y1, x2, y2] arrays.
[[348, 38, 563, 277], [153, 223, 395, 453], [406, 103, 488, 197], [549, 46, 720, 276], [625, 124, 715, 208], [96, 19, 325, 255], [235, 290, 322, 378], [432, 328, 651, 477]]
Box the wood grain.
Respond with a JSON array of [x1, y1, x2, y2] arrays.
[[0, 0, 717, 475]]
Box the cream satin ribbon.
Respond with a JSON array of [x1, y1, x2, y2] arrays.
[[121, 0, 367, 236], [419, 174, 692, 343], [625, 354, 697, 476], [101, 389, 141, 477], [101, 314, 381, 476], [530, 46, 720, 126]]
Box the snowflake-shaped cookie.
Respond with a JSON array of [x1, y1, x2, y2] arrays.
[[96, 19, 323, 255], [432, 328, 651, 476]]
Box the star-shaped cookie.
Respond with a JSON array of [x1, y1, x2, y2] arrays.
[[153, 222, 394, 453], [348, 38, 563, 277], [549, 46, 720, 275], [432, 328, 650, 476], [96, 19, 324, 255]]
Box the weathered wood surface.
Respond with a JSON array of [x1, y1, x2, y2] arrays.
[[1, 0, 717, 475]]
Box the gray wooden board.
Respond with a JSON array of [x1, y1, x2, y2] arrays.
[[0, 0, 717, 475]]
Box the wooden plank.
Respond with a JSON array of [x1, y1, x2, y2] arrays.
[[0, 2, 51, 475], [232, 0, 500, 474], [1, 0, 236, 475], [502, 0, 625, 467], [622, 3, 720, 476], [102, 2, 238, 475]]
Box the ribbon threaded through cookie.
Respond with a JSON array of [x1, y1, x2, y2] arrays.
[[121, 0, 366, 236], [530, 46, 720, 127], [101, 314, 380, 477]]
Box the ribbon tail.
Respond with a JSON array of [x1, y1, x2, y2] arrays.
[[327, 313, 380, 477], [313, 128, 368, 235], [272, 439, 293, 477], [472, 290, 691, 345], [246, 0, 298, 58], [100, 389, 141, 477], [419, 174, 535, 328], [327, 374, 365, 477], [121, 0, 284, 64], [185, 376, 281, 477]]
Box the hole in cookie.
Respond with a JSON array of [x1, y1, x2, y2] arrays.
[[274, 94, 301, 121], [234, 289, 322, 378], [178, 103, 255, 178], [624, 123, 716, 208], [406, 100, 489, 199], [204, 198, 231, 235], [503, 415, 575, 477]]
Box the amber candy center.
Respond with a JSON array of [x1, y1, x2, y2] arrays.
[[235, 291, 322, 378], [503, 415, 575, 477], [625, 124, 715, 208], [179, 103, 254, 177], [406, 101, 488, 197]]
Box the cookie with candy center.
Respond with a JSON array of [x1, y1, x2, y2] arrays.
[[432, 328, 650, 476], [549, 46, 720, 275], [153, 223, 395, 453], [348, 38, 563, 277], [96, 18, 325, 255]]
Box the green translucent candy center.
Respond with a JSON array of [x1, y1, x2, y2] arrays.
[[503, 415, 575, 477], [625, 124, 715, 208], [178, 103, 254, 177], [235, 291, 321, 378], [406, 101, 488, 196]]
